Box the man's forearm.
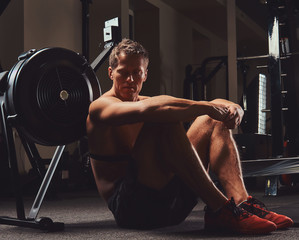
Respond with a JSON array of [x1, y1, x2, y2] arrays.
[[92, 95, 232, 126], [140, 95, 210, 123]]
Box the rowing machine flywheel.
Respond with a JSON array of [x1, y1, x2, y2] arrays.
[[4, 47, 101, 146]]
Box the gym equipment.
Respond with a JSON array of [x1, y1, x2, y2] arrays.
[[183, 56, 228, 102], [0, 16, 120, 231], [0, 47, 100, 231], [3, 47, 100, 146]]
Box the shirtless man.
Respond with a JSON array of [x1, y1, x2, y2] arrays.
[[86, 38, 293, 234]]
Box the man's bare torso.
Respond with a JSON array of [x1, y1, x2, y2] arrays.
[[87, 118, 143, 155], [86, 94, 144, 201]]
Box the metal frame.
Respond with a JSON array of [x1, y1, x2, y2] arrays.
[[0, 100, 65, 231], [183, 56, 228, 101], [267, 0, 284, 157]]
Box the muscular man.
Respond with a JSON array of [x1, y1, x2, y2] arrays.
[[86, 38, 293, 234]]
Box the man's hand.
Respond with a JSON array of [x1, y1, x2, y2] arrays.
[[207, 101, 244, 129], [223, 104, 244, 129]]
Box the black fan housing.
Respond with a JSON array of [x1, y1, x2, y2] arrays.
[[4, 47, 101, 146]]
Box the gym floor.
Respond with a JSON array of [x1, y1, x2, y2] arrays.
[[1, 182, 299, 240]]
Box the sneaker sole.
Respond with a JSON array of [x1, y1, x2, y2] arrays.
[[276, 221, 293, 229], [205, 224, 276, 235]]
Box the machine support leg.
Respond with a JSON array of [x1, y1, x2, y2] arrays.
[[0, 102, 25, 219], [28, 145, 65, 220], [0, 102, 65, 231]]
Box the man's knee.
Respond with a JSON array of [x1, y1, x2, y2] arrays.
[[212, 119, 233, 139], [188, 115, 234, 154], [187, 115, 219, 142], [193, 115, 232, 137]]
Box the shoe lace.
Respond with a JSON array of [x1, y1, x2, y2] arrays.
[[246, 197, 269, 217], [228, 197, 250, 219]]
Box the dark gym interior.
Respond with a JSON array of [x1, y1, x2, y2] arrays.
[[1, 0, 299, 239]]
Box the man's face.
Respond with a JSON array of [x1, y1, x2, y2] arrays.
[[109, 52, 148, 101]]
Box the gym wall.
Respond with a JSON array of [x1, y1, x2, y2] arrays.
[[0, 0, 23, 71]]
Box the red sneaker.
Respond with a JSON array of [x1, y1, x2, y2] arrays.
[[204, 198, 277, 234], [240, 196, 293, 229]]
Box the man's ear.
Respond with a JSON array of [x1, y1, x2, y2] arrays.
[[143, 69, 148, 82], [108, 67, 113, 80]]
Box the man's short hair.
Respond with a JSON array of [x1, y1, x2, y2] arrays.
[[109, 38, 149, 70]]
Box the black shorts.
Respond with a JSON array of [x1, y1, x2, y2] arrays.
[[107, 160, 198, 230]]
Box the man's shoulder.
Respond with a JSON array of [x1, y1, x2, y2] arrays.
[[100, 90, 116, 99], [95, 92, 121, 103], [138, 95, 150, 101], [89, 94, 120, 113]]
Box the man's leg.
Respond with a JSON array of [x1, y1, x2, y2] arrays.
[[187, 115, 248, 204], [187, 116, 293, 229], [132, 122, 227, 211], [132, 122, 277, 234]]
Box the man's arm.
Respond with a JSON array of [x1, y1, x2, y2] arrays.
[[88, 95, 242, 128]]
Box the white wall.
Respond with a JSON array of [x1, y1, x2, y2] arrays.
[[0, 0, 24, 70], [146, 0, 227, 98], [0, 0, 82, 70], [24, 0, 81, 52]]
